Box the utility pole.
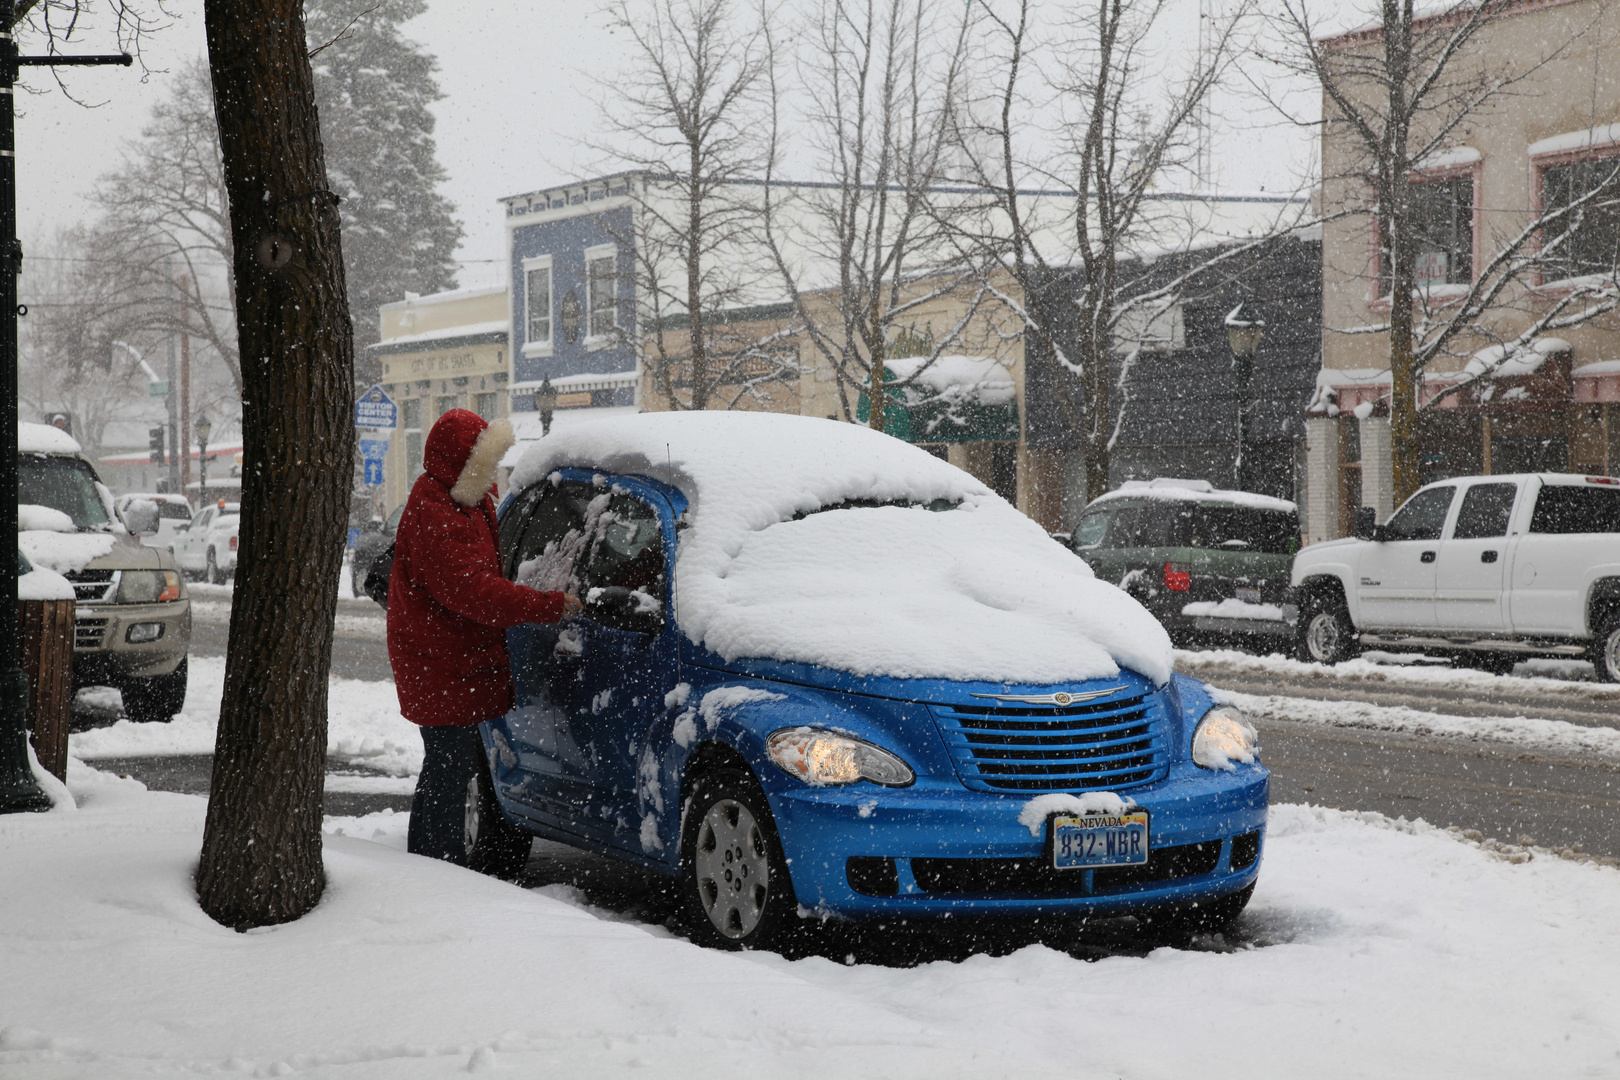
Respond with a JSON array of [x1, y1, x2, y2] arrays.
[[1, 1, 131, 813], [165, 263, 180, 493]]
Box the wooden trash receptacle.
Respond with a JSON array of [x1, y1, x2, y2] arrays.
[[19, 598, 74, 783]]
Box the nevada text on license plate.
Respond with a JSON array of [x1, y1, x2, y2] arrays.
[[1051, 811, 1150, 869]]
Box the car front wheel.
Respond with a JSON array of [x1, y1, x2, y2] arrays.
[[1296, 596, 1358, 665], [122, 657, 187, 724], [680, 769, 798, 950], [1592, 613, 1620, 684]]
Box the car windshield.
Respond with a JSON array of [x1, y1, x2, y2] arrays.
[[18, 454, 111, 531]]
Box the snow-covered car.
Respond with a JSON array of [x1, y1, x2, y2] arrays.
[[1291, 473, 1620, 679], [17, 422, 191, 722], [1070, 479, 1301, 647], [463, 412, 1268, 950], [113, 492, 193, 551], [169, 500, 239, 584]]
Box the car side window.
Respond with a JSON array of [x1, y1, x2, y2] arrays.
[[191, 509, 212, 531], [1072, 511, 1110, 549], [1382, 485, 1456, 542], [1529, 485, 1620, 534], [1451, 483, 1518, 540], [507, 480, 666, 634]]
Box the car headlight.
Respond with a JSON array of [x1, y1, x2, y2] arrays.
[[1191, 705, 1259, 770], [117, 570, 182, 604], [766, 728, 914, 787]]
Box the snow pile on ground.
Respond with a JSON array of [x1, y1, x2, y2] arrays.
[[1182, 598, 1286, 621], [71, 656, 422, 775], [511, 412, 1173, 685], [4, 777, 1619, 1078], [1176, 647, 1619, 698]]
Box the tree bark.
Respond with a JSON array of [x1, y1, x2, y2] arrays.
[[196, 0, 354, 930]]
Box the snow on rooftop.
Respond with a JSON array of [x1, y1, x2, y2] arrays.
[[375, 319, 509, 348], [511, 411, 1173, 685], [17, 421, 80, 455], [1091, 478, 1297, 514]]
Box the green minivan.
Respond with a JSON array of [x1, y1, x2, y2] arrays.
[[1070, 479, 1301, 648]]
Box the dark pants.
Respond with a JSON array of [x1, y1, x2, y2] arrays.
[[408, 723, 488, 864]]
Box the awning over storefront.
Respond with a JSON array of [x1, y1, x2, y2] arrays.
[[856, 355, 1020, 443], [1574, 360, 1620, 404]]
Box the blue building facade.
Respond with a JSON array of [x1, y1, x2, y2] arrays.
[[504, 174, 642, 415]]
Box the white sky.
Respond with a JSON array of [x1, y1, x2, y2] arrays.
[[16, 0, 1320, 294]]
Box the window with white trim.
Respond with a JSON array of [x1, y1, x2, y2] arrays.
[[586, 246, 619, 339], [1381, 176, 1473, 294], [524, 257, 553, 346], [1539, 155, 1620, 283]]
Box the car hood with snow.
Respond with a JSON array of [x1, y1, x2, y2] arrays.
[[510, 411, 1174, 687]]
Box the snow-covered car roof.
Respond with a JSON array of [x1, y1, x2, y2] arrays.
[[17, 421, 81, 456], [1087, 477, 1297, 514], [510, 412, 1173, 685]]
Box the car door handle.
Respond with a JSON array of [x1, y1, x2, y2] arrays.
[[1481, 550, 1498, 563], [1421, 551, 1437, 563]]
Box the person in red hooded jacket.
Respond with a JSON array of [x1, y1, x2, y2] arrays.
[[387, 408, 580, 865]]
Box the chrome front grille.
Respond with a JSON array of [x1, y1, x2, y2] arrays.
[[62, 569, 116, 603], [75, 617, 110, 649], [930, 690, 1169, 793]]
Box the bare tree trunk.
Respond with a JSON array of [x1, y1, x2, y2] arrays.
[[196, 0, 354, 931]]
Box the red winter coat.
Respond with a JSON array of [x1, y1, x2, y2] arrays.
[[387, 409, 567, 726]]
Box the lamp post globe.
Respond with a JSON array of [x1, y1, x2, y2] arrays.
[[1223, 302, 1265, 492]]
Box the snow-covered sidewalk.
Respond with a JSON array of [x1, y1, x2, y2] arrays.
[[3, 767, 1618, 1078]]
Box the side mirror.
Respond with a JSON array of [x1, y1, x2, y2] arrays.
[[121, 500, 160, 536], [1353, 506, 1378, 541]]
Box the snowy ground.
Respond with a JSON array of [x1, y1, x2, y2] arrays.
[[71, 656, 421, 776], [3, 764, 1618, 1079]]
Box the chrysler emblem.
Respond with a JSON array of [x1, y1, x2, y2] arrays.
[[969, 686, 1126, 706]]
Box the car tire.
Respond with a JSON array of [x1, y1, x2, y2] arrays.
[[122, 657, 188, 724], [1592, 613, 1620, 684], [1142, 882, 1254, 941], [1295, 594, 1359, 665], [462, 758, 532, 880], [206, 549, 227, 586], [679, 769, 799, 951]]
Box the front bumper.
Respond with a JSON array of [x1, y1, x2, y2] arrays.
[[73, 600, 191, 684], [768, 760, 1268, 918]]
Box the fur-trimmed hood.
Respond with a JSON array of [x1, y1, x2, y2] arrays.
[[422, 409, 515, 508]]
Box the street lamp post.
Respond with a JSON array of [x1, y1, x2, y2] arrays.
[[1225, 301, 1265, 492], [2, 7, 133, 813], [195, 413, 212, 500], [534, 375, 557, 437]]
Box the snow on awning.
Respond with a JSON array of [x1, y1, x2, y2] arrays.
[[856, 355, 1020, 444], [1463, 337, 1571, 380]]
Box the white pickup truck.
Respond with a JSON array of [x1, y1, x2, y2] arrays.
[[1291, 473, 1620, 680]]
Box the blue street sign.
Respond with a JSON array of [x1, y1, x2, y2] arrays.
[[359, 438, 390, 461], [355, 385, 398, 430], [363, 459, 385, 485]]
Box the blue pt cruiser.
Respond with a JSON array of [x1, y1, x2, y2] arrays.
[[462, 413, 1268, 950]]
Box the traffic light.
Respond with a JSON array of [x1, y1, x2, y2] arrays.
[[149, 426, 166, 464]]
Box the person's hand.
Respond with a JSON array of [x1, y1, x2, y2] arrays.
[[561, 592, 585, 618]]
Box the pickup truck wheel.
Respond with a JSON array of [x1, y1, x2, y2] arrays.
[[1296, 598, 1358, 665], [1593, 614, 1620, 683]]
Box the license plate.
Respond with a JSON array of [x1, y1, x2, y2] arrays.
[[1051, 811, 1150, 869], [1235, 587, 1263, 604]]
